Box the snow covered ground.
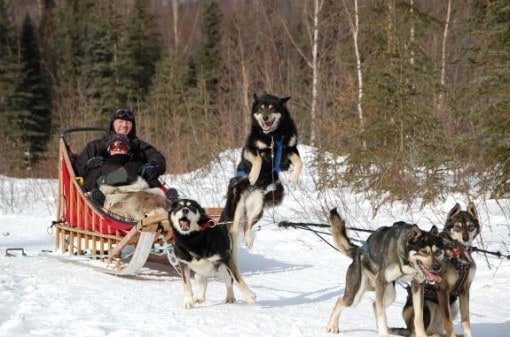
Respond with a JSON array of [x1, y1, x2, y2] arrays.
[[1, 146, 509, 337]]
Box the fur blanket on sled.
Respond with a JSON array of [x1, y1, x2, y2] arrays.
[[99, 177, 170, 221]]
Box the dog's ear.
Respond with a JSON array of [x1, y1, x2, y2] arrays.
[[170, 199, 180, 210], [467, 202, 478, 219], [429, 225, 439, 236], [447, 203, 461, 220], [408, 224, 423, 242], [253, 93, 259, 103], [279, 96, 291, 105]]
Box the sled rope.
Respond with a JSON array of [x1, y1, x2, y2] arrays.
[[278, 220, 510, 259]]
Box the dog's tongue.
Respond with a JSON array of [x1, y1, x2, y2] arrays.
[[424, 268, 442, 283], [263, 121, 272, 130], [179, 218, 190, 231]]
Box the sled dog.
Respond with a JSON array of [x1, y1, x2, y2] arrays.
[[326, 208, 445, 337], [400, 202, 480, 337], [98, 177, 169, 221], [169, 198, 256, 309], [220, 93, 302, 260]]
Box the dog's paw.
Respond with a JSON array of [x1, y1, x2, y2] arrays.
[[326, 324, 340, 334], [244, 292, 256, 305], [225, 296, 236, 304], [289, 172, 300, 187], [244, 234, 254, 249], [194, 297, 205, 305], [183, 301, 194, 309], [183, 296, 194, 309]]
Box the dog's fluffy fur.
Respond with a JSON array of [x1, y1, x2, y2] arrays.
[[401, 202, 480, 337], [169, 198, 256, 309], [220, 94, 302, 262], [99, 177, 169, 220], [327, 208, 445, 337]]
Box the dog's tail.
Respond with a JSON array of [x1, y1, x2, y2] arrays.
[[329, 208, 356, 258]]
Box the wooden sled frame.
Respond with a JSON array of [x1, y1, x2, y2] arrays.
[[54, 128, 223, 275]]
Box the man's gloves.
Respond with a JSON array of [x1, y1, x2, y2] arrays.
[[139, 161, 161, 181], [85, 156, 104, 171]]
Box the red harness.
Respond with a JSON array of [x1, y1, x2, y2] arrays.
[[199, 218, 217, 229]]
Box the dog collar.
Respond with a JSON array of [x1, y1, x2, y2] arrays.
[[447, 247, 465, 258], [200, 218, 217, 229]]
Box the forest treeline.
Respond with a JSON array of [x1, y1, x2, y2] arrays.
[[0, 0, 508, 206]]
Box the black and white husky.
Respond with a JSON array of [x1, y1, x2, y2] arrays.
[[169, 199, 256, 308], [220, 93, 302, 260]]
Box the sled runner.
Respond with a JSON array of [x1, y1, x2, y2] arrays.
[[52, 128, 223, 275]]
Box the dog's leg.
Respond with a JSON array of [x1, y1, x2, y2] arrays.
[[373, 279, 390, 337], [327, 262, 367, 334], [263, 180, 284, 207], [194, 273, 208, 304], [227, 259, 256, 304], [459, 291, 472, 337], [437, 288, 456, 337], [245, 152, 262, 185], [243, 189, 264, 249], [181, 264, 194, 309], [410, 281, 428, 337], [230, 194, 246, 265], [216, 264, 236, 304], [288, 152, 302, 186]]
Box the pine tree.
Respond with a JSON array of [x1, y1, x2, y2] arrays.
[[0, 0, 25, 172], [119, 0, 161, 104], [342, 1, 446, 203], [50, 0, 91, 127], [16, 14, 52, 168], [469, 0, 510, 197], [199, 0, 222, 96], [0, 0, 19, 122], [80, 0, 122, 116]]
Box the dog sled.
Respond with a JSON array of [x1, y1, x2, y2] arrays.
[[52, 127, 222, 275]]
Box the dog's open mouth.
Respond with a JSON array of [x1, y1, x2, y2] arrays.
[[262, 120, 273, 131], [179, 217, 191, 231], [417, 261, 442, 284]]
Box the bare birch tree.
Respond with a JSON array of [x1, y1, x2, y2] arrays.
[[342, 0, 364, 150], [282, 0, 323, 145], [170, 0, 179, 49], [437, 0, 452, 113]]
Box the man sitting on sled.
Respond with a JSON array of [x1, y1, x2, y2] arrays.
[[76, 108, 178, 204], [81, 133, 173, 221]]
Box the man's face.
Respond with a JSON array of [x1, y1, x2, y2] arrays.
[[113, 119, 133, 135]]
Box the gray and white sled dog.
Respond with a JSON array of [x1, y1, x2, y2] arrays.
[[326, 208, 445, 337]]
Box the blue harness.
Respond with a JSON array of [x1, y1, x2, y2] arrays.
[[237, 138, 283, 177]]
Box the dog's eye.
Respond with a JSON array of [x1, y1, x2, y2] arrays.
[[453, 223, 463, 231], [419, 248, 431, 256]]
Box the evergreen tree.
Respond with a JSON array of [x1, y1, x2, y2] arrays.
[[16, 14, 52, 167], [50, 0, 90, 127], [80, 0, 122, 116], [342, 1, 446, 203], [0, 0, 24, 172], [119, 0, 161, 104], [469, 0, 510, 196], [199, 0, 222, 96]]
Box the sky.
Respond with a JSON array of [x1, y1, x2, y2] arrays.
[[1, 145, 509, 337]]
